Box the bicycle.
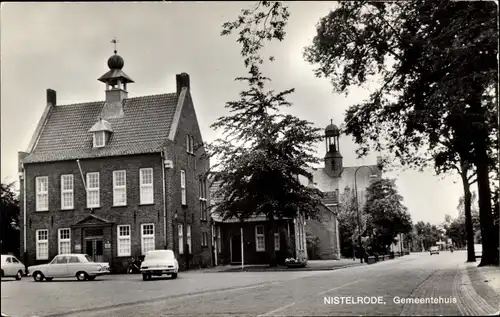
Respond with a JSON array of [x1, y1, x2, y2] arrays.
[[127, 257, 142, 274]]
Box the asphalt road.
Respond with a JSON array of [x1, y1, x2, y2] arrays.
[[1, 251, 498, 317]]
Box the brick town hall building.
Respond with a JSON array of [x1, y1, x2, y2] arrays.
[[18, 50, 212, 272]]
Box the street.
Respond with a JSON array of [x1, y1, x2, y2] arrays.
[[1, 251, 499, 317]]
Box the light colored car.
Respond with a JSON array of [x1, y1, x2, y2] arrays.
[[27, 254, 110, 282], [140, 250, 178, 281], [429, 246, 439, 255], [474, 244, 483, 258], [1, 254, 25, 280]]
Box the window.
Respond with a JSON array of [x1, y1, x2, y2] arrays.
[[181, 170, 186, 205], [60, 174, 74, 210], [5, 257, 11, 263], [199, 178, 207, 220], [141, 224, 155, 255], [36, 229, 49, 260], [178, 224, 184, 254], [202, 232, 208, 247], [139, 168, 154, 204], [186, 135, 195, 154], [58, 228, 71, 254], [11, 257, 19, 263], [93, 131, 105, 148], [255, 225, 265, 252], [117, 225, 131, 256], [86, 172, 100, 208], [113, 170, 127, 206], [69, 256, 80, 263], [36, 176, 49, 211], [274, 232, 280, 251], [217, 226, 221, 251], [186, 224, 192, 254]]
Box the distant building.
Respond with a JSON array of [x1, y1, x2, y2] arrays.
[[298, 121, 383, 260], [18, 49, 211, 272]]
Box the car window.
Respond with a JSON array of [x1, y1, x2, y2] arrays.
[[5, 257, 12, 263], [84, 255, 93, 262], [54, 256, 68, 264], [68, 256, 80, 263], [11, 257, 19, 263]]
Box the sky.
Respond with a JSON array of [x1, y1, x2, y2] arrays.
[[0, 2, 465, 225]]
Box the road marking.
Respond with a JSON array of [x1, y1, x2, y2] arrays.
[[258, 279, 363, 316]]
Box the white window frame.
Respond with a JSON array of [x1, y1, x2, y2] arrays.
[[199, 178, 207, 220], [186, 135, 191, 153], [139, 168, 154, 204], [36, 176, 49, 211], [117, 225, 131, 257], [187, 224, 192, 254], [217, 226, 222, 251], [202, 232, 208, 247], [36, 229, 49, 260], [86, 172, 100, 208], [58, 228, 71, 254], [93, 131, 105, 148], [181, 170, 186, 205], [60, 174, 74, 210], [255, 225, 265, 252], [178, 224, 184, 255], [113, 170, 127, 206], [190, 136, 194, 154], [274, 232, 280, 251], [141, 223, 155, 255]]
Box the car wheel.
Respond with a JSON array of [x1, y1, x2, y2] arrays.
[[33, 271, 44, 282], [88, 276, 96, 281], [76, 271, 89, 281], [15, 271, 22, 280], [142, 273, 151, 281], [171, 273, 178, 279]]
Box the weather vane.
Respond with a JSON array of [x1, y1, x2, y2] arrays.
[[111, 37, 118, 53]]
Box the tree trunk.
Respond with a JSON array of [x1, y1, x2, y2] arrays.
[[267, 218, 277, 267], [475, 140, 498, 266], [460, 167, 476, 262]]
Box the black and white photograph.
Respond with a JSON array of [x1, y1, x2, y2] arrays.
[[0, 1, 499, 316]]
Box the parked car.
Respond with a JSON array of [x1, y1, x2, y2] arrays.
[[474, 244, 483, 258], [27, 254, 110, 282], [140, 250, 178, 281], [1, 254, 25, 280], [429, 246, 439, 255]]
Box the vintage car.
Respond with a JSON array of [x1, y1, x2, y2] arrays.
[[140, 250, 178, 281], [429, 246, 440, 255], [27, 254, 110, 282], [1, 254, 25, 280]]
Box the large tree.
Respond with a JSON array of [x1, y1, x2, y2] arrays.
[[304, 0, 498, 266], [338, 186, 367, 258], [0, 182, 20, 257], [209, 1, 324, 266], [363, 178, 413, 253]]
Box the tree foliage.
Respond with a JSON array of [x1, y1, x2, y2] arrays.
[[210, 1, 324, 264], [363, 178, 413, 252], [304, 0, 498, 265], [337, 186, 367, 257], [0, 182, 20, 256]]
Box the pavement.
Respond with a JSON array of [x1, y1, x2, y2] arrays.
[[1, 251, 499, 317], [197, 257, 366, 272]]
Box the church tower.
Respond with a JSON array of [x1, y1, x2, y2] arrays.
[[324, 120, 343, 178]]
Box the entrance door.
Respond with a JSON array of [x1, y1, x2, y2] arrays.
[[85, 239, 104, 262], [231, 234, 242, 263]]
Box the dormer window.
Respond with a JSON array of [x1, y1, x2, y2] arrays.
[[89, 119, 113, 149], [94, 131, 105, 148]]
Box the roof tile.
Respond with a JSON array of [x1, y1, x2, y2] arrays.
[[23, 93, 178, 164]]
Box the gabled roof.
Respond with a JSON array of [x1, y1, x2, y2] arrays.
[[23, 93, 179, 164]]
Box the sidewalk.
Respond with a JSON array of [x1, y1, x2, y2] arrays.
[[197, 258, 366, 273], [467, 263, 500, 315]]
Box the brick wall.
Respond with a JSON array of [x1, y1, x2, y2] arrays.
[[306, 205, 341, 260], [163, 91, 212, 270]]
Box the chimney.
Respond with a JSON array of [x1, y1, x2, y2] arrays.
[[176, 72, 190, 95], [47, 89, 57, 107]]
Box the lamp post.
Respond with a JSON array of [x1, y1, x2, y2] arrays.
[[354, 165, 379, 264]]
